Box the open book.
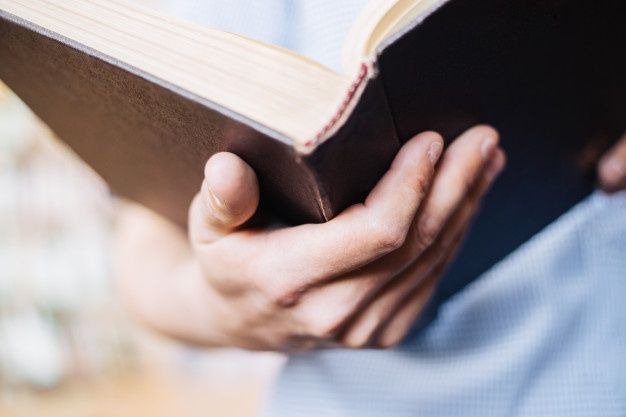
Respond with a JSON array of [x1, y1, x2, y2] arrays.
[[1, 0, 625, 300], [0, 0, 454, 224]]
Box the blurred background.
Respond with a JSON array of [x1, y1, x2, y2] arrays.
[[0, 28, 282, 417]]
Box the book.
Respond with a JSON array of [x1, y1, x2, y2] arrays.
[[1, 0, 625, 308]]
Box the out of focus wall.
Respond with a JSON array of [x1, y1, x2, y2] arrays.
[[0, 3, 284, 415], [0, 64, 280, 417]]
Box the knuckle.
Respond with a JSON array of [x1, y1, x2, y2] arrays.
[[303, 303, 355, 343], [304, 312, 346, 340], [253, 263, 326, 309], [370, 220, 408, 253], [414, 218, 440, 251], [378, 335, 403, 349], [252, 266, 300, 308], [378, 326, 410, 349], [343, 336, 370, 349], [342, 329, 377, 350], [259, 281, 302, 308]]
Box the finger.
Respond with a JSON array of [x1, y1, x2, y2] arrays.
[[412, 125, 499, 251], [598, 134, 626, 193], [435, 149, 506, 248], [362, 131, 444, 227], [376, 256, 448, 348], [373, 221, 477, 349], [375, 151, 506, 348], [349, 126, 500, 286], [189, 152, 260, 244], [340, 150, 505, 348]]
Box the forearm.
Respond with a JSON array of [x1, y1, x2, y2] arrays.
[[113, 203, 233, 347]]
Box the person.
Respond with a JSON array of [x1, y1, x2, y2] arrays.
[[115, 1, 626, 415]]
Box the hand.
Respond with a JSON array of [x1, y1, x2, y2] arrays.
[[598, 133, 626, 193], [115, 126, 505, 351]]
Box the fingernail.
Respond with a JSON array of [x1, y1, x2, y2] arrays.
[[480, 136, 497, 160], [484, 154, 505, 182], [207, 186, 227, 217], [428, 141, 443, 164], [601, 157, 626, 186]]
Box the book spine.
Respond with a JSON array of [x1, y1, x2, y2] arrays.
[[302, 75, 401, 221], [303, 63, 370, 150]]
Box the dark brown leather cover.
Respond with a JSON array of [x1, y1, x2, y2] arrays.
[[0, 11, 399, 226], [376, 0, 626, 317]]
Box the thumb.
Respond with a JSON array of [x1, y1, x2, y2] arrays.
[[189, 152, 260, 244]]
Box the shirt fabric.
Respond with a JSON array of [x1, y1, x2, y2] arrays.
[[161, 1, 626, 415]]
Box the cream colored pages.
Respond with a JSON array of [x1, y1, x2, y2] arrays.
[[0, 0, 353, 143], [341, 0, 441, 74]]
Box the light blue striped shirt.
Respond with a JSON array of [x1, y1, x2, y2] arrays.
[[163, 1, 626, 415]]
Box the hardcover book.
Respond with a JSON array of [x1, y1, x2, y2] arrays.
[[1, 0, 624, 304]]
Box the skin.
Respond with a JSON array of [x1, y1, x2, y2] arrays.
[[598, 133, 626, 194], [114, 128, 625, 352]]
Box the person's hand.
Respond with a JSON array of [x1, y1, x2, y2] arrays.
[[115, 126, 505, 351], [598, 133, 626, 193]]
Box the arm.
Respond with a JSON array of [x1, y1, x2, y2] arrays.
[[114, 126, 505, 351]]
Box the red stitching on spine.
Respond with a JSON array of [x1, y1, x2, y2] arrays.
[[304, 63, 369, 148]]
